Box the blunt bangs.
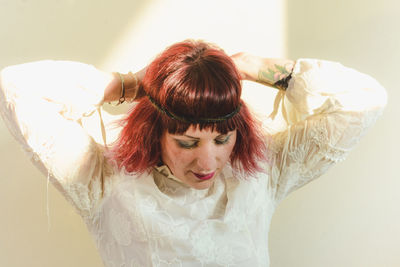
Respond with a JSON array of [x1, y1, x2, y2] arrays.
[[160, 99, 246, 136]]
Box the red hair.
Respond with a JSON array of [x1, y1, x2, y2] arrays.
[[110, 40, 267, 177]]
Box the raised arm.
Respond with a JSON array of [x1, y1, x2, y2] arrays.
[[0, 60, 143, 217], [232, 54, 387, 202]]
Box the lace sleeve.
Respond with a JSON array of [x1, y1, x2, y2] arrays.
[[0, 60, 114, 218], [267, 59, 387, 203]]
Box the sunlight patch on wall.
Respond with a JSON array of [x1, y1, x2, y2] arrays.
[[100, 0, 286, 71], [99, 0, 287, 133]]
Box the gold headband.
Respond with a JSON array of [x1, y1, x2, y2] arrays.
[[147, 94, 241, 123]]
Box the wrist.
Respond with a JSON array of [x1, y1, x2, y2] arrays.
[[103, 72, 122, 103], [257, 58, 295, 88]]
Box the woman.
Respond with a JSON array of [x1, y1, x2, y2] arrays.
[[0, 40, 387, 266]]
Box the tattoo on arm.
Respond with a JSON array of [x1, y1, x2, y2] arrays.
[[257, 63, 294, 90]]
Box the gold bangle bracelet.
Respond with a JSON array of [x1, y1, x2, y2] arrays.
[[117, 72, 125, 105]]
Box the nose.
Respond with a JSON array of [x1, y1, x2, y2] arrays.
[[195, 142, 218, 172]]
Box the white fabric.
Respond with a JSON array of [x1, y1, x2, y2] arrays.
[[0, 59, 387, 267]]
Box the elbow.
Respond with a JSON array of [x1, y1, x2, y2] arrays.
[[365, 79, 388, 111], [0, 67, 12, 103], [375, 83, 388, 110], [0, 65, 20, 98], [339, 79, 388, 113]]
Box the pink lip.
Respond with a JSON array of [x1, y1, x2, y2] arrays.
[[193, 172, 215, 180]]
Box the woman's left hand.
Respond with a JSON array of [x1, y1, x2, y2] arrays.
[[230, 52, 262, 81]]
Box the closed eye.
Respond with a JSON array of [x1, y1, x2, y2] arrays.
[[174, 133, 232, 148], [175, 140, 198, 149], [214, 135, 231, 145]]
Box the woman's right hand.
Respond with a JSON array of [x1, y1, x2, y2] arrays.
[[103, 67, 147, 103], [125, 67, 147, 100]]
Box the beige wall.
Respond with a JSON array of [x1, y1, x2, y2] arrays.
[[0, 0, 398, 266], [270, 0, 400, 266]]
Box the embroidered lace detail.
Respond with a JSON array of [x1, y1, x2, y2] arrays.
[[151, 254, 183, 267], [190, 222, 234, 266], [225, 207, 248, 233], [61, 181, 98, 218], [109, 208, 133, 246], [115, 190, 148, 242], [189, 220, 255, 266], [103, 259, 142, 267]]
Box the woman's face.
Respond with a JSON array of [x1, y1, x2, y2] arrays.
[[160, 125, 237, 190]]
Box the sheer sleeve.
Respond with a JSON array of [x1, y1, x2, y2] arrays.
[[0, 60, 115, 218], [266, 59, 387, 203]]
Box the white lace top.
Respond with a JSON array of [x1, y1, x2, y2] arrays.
[[0, 59, 387, 267]]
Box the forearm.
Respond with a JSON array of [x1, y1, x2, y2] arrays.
[[256, 58, 295, 89], [285, 59, 387, 115], [232, 53, 295, 89], [0, 61, 109, 216]]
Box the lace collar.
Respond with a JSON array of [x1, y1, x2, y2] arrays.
[[153, 165, 185, 184]]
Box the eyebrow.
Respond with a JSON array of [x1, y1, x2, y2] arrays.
[[180, 133, 230, 140], [182, 134, 200, 140]]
